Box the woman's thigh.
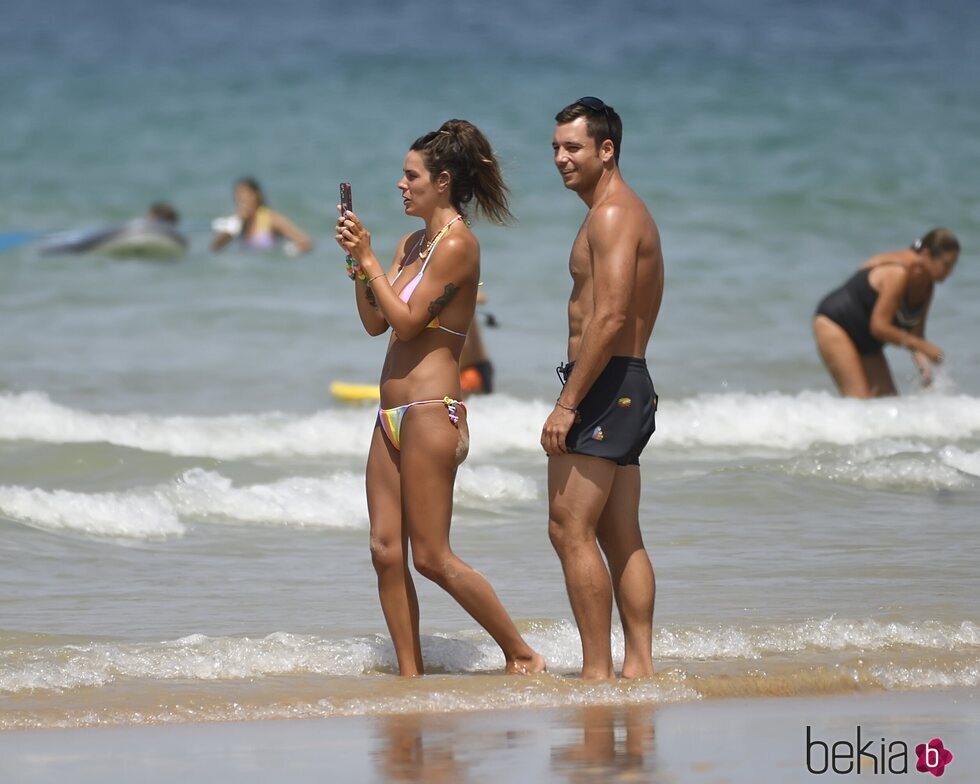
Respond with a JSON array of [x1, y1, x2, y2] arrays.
[[366, 423, 406, 554], [813, 315, 871, 398], [398, 404, 467, 552], [862, 352, 898, 397]]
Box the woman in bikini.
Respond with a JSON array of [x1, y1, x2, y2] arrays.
[[211, 177, 313, 255], [335, 119, 545, 677], [813, 228, 960, 397]]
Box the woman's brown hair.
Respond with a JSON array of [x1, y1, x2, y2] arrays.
[[915, 228, 960, 258], [411, 120, 513, 225]]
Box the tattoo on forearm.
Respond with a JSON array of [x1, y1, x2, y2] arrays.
[[365, 286, 378, 309], [428, 283, 459, 318]]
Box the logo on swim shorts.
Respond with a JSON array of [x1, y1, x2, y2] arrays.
[[592, 426, 604, 441], [618, 397, 632, 408]]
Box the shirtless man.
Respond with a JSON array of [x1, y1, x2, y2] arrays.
[[541, 97, 664, 680]]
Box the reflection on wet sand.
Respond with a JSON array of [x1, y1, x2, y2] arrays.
[[551, 705, 659, 783], [373, 714, 467, 783], [369, 704, 664, 783]]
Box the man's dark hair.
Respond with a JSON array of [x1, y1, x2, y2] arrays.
[[555, 98, 623, 164], [147, 201, 179, 224]]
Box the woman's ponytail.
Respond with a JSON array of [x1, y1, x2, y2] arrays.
[[411, 120, 513, 225]]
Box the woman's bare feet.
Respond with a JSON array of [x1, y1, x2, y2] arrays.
[[506, 650, 547, 675]]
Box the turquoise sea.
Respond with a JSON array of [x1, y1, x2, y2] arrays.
[[1, 0, 979, 771]]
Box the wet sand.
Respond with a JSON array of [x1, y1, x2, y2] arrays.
[[1, 688, 976, 783]]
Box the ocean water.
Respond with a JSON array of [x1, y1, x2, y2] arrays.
[[2, 0, 979, 730]]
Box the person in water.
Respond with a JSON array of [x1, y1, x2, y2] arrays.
[[38, 201, 186, 257], [146, 201, 179, 225], [459, 289, 494, 396], [335, 119, 545, 677], [541, 97, 663, 680], [211, 177, 313, 255], [813, 228, 960, 397]]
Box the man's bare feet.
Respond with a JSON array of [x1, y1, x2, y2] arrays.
[[621, 652, 654, 678]]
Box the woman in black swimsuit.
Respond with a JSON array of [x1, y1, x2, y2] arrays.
[[813, 228, 960, 397]]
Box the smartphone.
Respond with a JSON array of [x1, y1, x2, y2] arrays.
[[339, 182, 354, 268]]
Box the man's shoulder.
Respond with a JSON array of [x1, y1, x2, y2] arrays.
[[594, 177, 653, 212], [587, 188, 657, 240]]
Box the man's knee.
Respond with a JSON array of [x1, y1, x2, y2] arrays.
[[548, 505, 595, 553], [547, 504, 569, 550], [597, 523, 643, 557], [595, 526, 618, 555]]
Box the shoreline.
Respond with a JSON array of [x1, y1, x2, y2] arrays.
[[1, 688, 976, 782]]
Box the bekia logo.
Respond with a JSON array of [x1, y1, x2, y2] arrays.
[[916, 739, 953, 778], [806, 726, 953, 776]]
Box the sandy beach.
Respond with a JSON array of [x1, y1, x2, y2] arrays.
[[2, 688, 976, 783]]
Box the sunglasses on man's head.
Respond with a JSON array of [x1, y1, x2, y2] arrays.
[[576, 96, 609, 112], [575, 96, 613, 135]]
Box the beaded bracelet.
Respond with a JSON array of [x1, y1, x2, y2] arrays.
[[346, 257, 369, 283]]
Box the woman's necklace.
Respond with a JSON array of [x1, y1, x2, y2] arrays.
[[417, 214, 464, 261]]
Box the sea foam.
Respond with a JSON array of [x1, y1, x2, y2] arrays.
[[0, 391, 372, 460], [0, 485, 184, 540], [784, 439, 980, 489], [3, 390, 980, 459], [0, 465, 538, 539], [3, 617, 975, 694]]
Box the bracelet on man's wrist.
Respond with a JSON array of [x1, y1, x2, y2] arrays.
[[556, 399, 577, 413]]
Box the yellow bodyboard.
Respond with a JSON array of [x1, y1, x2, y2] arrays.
[[329, 381, 381, 403]]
